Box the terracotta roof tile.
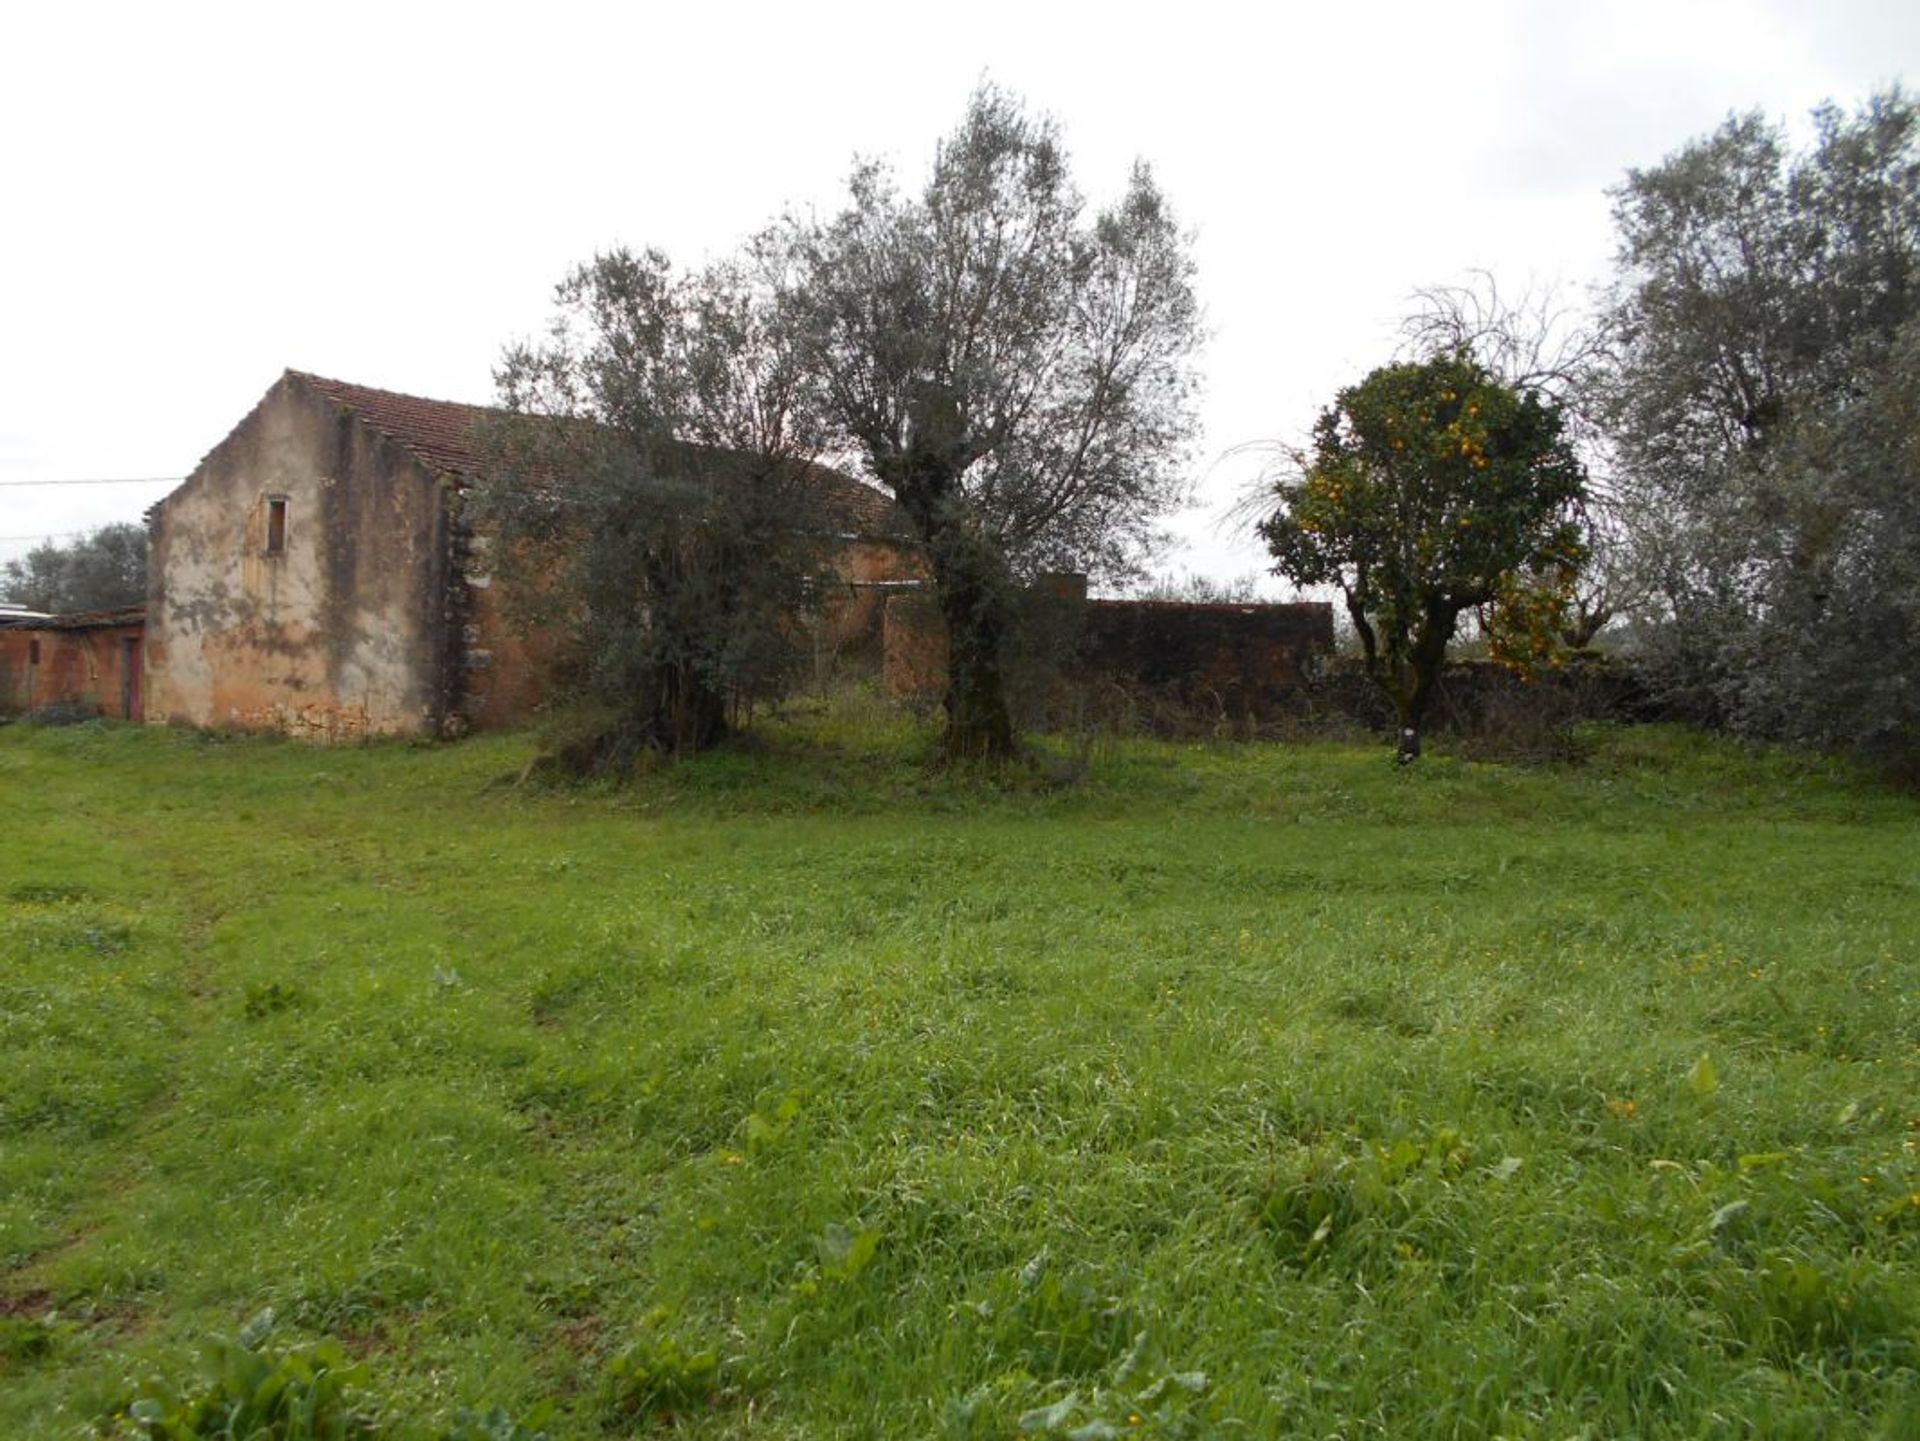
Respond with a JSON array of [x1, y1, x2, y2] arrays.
[[791, 461, 909, 537], [288, 371, 910, 539], [292, 371, 498, 479]]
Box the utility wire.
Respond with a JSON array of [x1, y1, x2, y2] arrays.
[[2, 479, 176, 547], [0, 476, 183, 487]]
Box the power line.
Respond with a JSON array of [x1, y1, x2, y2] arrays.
[[1, 531, 92, 542], [0, 476, 183, 488]]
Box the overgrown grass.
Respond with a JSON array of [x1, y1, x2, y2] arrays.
[[1, 714, 1915, 1437]]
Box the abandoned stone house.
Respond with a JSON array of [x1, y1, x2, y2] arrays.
[[134, 370, 920, 740], [2, 368, 1335, 737]]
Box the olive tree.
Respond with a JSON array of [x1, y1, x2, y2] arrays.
[[1599, 89, 1920, 767], [1260, 352, 1587, 761], [775, 86, 1203, 760], [1, 522, 147, 614], [472, 248, 831, 769]]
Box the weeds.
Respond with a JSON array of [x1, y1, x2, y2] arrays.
[[105, 1311, 382, 1439], [599, 1308, 723, 1424]]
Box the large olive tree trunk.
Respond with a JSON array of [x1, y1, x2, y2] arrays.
[[884, 387, 1021, 763], [931, 545, 1017, 761]]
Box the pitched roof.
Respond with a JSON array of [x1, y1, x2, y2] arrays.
[[288, 370, 909, 538], [293, 370, 494, 480]]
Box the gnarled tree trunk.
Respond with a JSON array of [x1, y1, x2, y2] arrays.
[[656, 661, 730, 755], [932, 547, 1017, 761], [885, 385, 1021, 763]]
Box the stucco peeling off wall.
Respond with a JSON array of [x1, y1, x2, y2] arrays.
[[227, 697, 373, 741], [146, 373, 450, 739]]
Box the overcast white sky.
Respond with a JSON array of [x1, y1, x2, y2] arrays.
[[2, 1, 1913, 587]]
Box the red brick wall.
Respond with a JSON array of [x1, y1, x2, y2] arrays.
[[0, 620, 145, 718], [883, 592, 949, 700], [459, 551, 552, 732], [811, 538, 928, 656], [883, 589, 1335, 722], [458, 533, 927, 729], [1078, 600, 1333, 718]]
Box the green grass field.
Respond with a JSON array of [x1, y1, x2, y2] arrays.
[[1, 714, 1915, 1438]]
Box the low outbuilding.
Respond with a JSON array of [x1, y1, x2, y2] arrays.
[[0, 605, 147, 720]]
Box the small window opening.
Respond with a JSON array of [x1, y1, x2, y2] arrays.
[[28, 638, 40, 666], [265, 497, 288, 556]]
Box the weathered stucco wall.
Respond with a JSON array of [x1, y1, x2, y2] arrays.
[[145, 375, 453, 738]]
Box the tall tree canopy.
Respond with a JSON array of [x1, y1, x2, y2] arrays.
[[1260, 352, 1586, 761], [777, 86, 1204, 759], [472, 248, 830, 768], [1601, 89, 1920, 766], [0, 522, 147, 614]]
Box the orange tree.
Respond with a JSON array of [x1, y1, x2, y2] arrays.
[[1260, 351, 1586, 760]]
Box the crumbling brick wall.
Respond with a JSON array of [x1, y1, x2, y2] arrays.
[[884, 586, 1335, 724], [0, 610, 146, 719], [0, 630, 32, 712], [1077, 600, 1334, 720], [882, 592, 948, 702]]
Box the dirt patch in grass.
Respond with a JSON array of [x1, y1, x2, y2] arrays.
[[0, 1290, 55, 1320]]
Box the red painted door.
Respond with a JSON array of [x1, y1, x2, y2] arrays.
[[121, 636, 142, 719]]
